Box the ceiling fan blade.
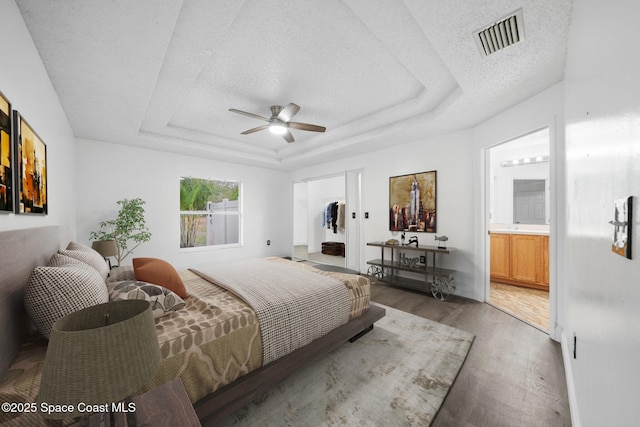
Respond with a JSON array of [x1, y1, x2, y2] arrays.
[[241, 124, 269, 135], [277, 103, 300, 122], [229, 108, 270, 122], [282, 129, 295, 143], [287, 122, 326, 133]]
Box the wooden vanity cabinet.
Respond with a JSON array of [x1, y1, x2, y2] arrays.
[[489, 233, 511, 281], [490, 232, 549, 290]]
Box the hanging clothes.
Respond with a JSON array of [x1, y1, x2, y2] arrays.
[[325, 202, 333, 229], [331, 201, 339, 233], [337, 202, 346, 233]]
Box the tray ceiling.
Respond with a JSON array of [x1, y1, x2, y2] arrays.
[[15, 0, 573, 170]]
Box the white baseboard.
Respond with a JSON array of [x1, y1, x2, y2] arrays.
[[560, 329, 581, 427], [454, 284, 482, 301]]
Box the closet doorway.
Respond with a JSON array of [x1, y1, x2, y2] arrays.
[[487, 128, 551, 332], [293, 175, 347, 269]]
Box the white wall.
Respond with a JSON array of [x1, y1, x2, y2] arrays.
[[562, 1, 640, 425], [75, 138, 291, 270], [0, 1, 76, 236], [293, 181, 308, 246], [292, 130, 477, 299]]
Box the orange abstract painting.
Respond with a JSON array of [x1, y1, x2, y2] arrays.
[[0, 92, 12, 213], [16, 114, 47, 214]]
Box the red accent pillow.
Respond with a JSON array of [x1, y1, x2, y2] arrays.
[[132, 258, 187, 298]]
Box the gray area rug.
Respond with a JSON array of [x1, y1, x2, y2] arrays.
[[219, 304, 474, 426]]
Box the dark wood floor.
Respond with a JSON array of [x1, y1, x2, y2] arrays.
[[370, 282, 571, 427]]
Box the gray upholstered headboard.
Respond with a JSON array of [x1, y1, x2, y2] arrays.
[[0, 226, 67, 378]]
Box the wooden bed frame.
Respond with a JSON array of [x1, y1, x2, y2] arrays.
[[0, 226, 385, 426]]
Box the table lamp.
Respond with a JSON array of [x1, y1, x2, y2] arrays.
[[37, 300, 161, 423], [91, 239, 118, 269]]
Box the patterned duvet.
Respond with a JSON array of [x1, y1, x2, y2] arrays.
[[0, 258, 370, 426]]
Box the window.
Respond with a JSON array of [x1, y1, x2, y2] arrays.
[[179, 177, 241, 248]]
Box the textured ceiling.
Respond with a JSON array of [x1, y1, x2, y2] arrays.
[[16, 0, 573, 170]]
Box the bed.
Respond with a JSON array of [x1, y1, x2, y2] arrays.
[[0, 226, 384, 426]]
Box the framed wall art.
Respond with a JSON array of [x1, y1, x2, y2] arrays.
[[389, 170, 437, 233], [610, 196, 633, 259], [0, 91, 13, 213], [13, 111, 47, 214]]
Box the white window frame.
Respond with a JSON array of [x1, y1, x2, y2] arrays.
[[179, 179, 243, 251]]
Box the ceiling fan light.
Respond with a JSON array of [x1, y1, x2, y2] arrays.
[[269, 123, 287, 135]]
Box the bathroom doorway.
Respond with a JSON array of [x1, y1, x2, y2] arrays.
[[487, 128, 551, 332]]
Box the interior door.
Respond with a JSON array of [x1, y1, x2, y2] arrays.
[[292, 181, 309, 261]]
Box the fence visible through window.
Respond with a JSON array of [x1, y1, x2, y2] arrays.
[[180, 177, 241, 248]]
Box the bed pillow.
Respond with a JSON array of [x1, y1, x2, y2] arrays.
[[108, 280, 185, 319], [24, 264, 109, 339], [48, 252, 90, 268], [66, 241, 94, 252], [59, 246, 110, 281], [133, 258, 187, 298]]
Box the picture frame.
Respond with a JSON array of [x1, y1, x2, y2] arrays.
[[0, 91, 13, 213], [389, 170, 437, 233], [611, 196, 633, 259], [13, 111, 47, 214]]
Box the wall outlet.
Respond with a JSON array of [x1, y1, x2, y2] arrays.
[[267, 240, 271, 246]]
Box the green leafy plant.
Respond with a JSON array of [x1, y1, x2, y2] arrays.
[[90, 198, 152, 265]]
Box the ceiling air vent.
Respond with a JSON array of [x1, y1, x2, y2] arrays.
[[474, 9, 525, 57]]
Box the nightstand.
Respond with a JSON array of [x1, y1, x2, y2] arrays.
[[75, 378, 201, 427]]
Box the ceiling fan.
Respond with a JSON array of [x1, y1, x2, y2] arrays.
[[229, 103, 326, 143]]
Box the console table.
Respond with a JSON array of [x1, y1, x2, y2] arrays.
[[366, 241, 456, 300]]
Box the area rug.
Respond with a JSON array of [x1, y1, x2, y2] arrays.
[[218, 304, 474, 426]]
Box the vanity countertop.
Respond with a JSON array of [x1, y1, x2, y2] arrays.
[[489, 224, 549, 236]]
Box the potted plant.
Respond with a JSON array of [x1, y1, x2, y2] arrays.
[[90, 198, 152, 266]]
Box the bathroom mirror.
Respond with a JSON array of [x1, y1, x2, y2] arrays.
[[513, 179, 546, 224]]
